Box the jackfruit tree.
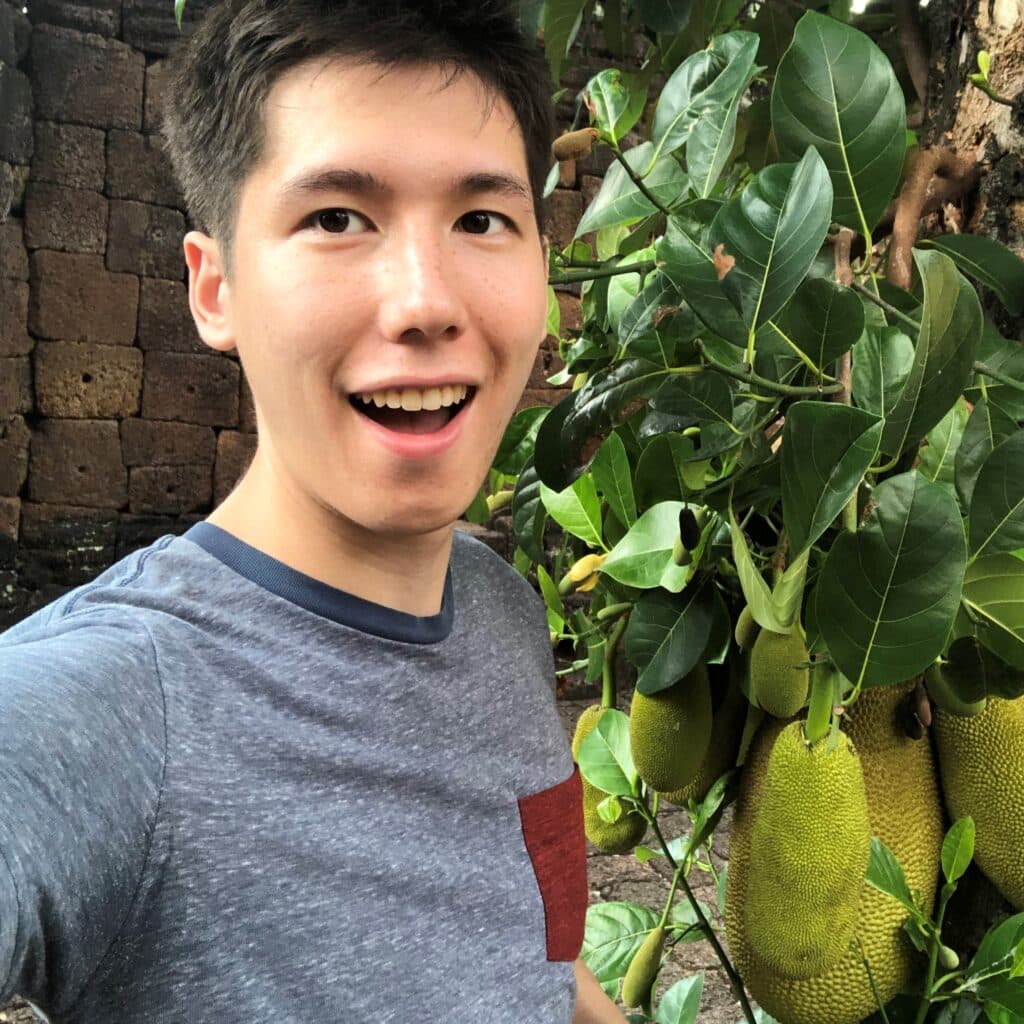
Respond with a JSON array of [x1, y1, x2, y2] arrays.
[[467, 1, 1024, 1021]]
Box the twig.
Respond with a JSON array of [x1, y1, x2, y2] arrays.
[[975, 361, 1024, 394], [694, 340, 845, 396], [849, 281, 921, 334], [832, 228, 856, 288], [549, 260, 656, 285], [610, 142, 674, 218]]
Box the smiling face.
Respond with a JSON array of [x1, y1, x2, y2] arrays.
[[186, 57, 549, 552]]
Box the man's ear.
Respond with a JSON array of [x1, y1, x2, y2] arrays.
[[540, 232, 550, 272], [183, 230, 237, 354]]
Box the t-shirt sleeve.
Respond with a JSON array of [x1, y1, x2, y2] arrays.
[[0, 612, 166, 1011]]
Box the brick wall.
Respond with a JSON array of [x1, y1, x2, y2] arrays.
[[0, 0, 603, 628]]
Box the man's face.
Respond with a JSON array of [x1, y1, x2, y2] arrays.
[[196, 58, 549, 540]]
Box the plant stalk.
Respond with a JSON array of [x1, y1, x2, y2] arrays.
[[601, 613, 628, 710], [913, 883, 955, 1024], [694, 341, 845, 396], [974, 361, 1024, 395], [609, 142, 674, 217], [549, 259, 657, 286], [850, 280, 921, 333]]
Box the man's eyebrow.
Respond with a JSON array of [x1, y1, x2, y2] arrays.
[[274, 168, 532, 206]]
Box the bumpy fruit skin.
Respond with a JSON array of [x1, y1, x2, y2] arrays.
[[744, 721, 870, 979], [726, 683, 943, 1024], [749, 628, 810, 718], [933, 696, 1024, 909], [734, 605, 760, 652], [620, 924, 666, 1008], [572, 705, 647, 854], [629, 664, 712, 793], [660, 665, 746, 806]]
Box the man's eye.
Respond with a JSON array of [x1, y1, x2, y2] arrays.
[[458, 211, 513, 235], [309, 209, 370, 234]]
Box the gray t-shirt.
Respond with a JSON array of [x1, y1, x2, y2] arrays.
[[0, 522, 587, 1023]]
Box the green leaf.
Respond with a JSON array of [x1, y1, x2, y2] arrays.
[[591, 432, 638, 528], [969, 432, 1024, 560], [581, 901, 661, 986], [919, 234, 1024, 316], [709, 147, 833, 336], [781, 401, 883, 558], [771, 10, 906, 233], [544, 0, 588, 77], [585, 68, 631, 144], [576, 143, 688, 237], [942, 817, 976, 884], [956, 398, 1019, 509], [919, 399, 970, 492], [968, 914, 1024, 982], [578, 708, 636, 794], [979, 976, 1024, 1022], [655, 973, 705, 1024], [962, 555, 1024, 670], [637, 0, 692, 32], [750, 0, 795, 71], [174, 0, 186, 29], [943, 636, 1024, 702], [864, 836, 918, 913], [851, 324, 914, 420], [546, 285, 560, 340], [767, 277, 865, 373], [494, 406, 549, 476], [965, 321, 1024, 420], [729, 508, 788, 634], [634, 433, 702, 507], [881, 250, 983, 458], [624, 582, 716, 695], [602, 500, 691, 592], [618, 270, 678, 356], [511, 458, 547, 562], [540, 475, 605, 549], [770, 548, 810, 631], [681, 0, 745, 47], [818, 471, 967, 687]]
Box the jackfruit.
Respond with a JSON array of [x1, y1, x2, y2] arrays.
[[749, 627, 810, 718], [660, 662, 746, 806], [933, 696, 1024, 910], [629, 664, 712, 793], [743, 721, 870, 979], [725, 682, 943, 1024], [572, 705, 648, 854], [734, 605, 760, 652], [620, 924, 666, 1008]]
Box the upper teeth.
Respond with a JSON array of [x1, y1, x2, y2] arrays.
[[357, 384, 470, 411]]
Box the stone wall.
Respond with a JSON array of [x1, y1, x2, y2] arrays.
[[0, 0, 609, 629]]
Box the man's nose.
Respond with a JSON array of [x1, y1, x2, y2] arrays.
[[375, 230, 466, 345]]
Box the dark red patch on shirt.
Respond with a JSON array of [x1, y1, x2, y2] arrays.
[[516, 765, 588, 962]]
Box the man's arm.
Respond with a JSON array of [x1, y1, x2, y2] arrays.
[[573, 958, 630, 1024]]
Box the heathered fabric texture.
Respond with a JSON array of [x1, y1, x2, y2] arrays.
[[0, 522, 586, 1023]]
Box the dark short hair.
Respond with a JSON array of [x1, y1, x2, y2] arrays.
[[161, 0, 556, 278]]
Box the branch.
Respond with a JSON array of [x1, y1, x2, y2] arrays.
[[610, 143, 674, 218], [893, 0, 929, 107], [548, 259, 656, 285], [975, 361, 1024, 394], [694, 340, 845, 396]]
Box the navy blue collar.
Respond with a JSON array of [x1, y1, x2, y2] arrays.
[[183, 521, 454, 644]]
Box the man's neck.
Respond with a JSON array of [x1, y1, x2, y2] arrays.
[[205, 458, 455, 618]]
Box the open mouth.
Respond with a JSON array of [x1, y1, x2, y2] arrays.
[[349, 385, 477, 435]]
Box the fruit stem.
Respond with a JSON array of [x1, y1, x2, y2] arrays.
[[601, 615, 628, 710], [804, 660, 835, 745], [913, 883, 954, 1024], [857, 936, 892, 1024]]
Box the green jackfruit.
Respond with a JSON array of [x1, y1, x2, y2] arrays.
[[749, 628, 810, 718], [660, 662, 746, 806], [629, 664, 712, 793], [933, 696, 1024, 909], [572, 705, 648, 854], [725, 682, 943, 1024], [620, 924, 666, 1008], [743, 721, 870, 979], [734, 605, 760, 652]]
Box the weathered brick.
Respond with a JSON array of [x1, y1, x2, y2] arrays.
[[238, 372, 257, 432], [0, 3, 32, 65], [136, 276, 204, 352], [141, 351, 240, 427], [120, 417, 215, 466], [543, 188, 585, 251], [143, 59, 170, 133], [24, 182, 107, 253], [27, 418, 127, 507], [555, 292, 582, 335], [213, 430, 256, 505], [19, 499, 118, 548], [34, 339, 143, 418], [32, 121, 106, 190], [107, 199, 185, 278], [29, 250, 139, 344], [0, 279, 31, 356], [129, 463, 211, 514], [106, 129, 182, 207], [31, 25, 144, 130], [122, 0, 215, 56], [516, 386, 568, 414], [0, 496, 19, 539], [0, 356, 30, 415], [116, 512, 176, 558], [527, 336, 566, 389], [0, 160, 12, 222], [0, 219, 27, 280], [0, 64, 31, 167], [580, 174, 603, 209], [30, 0, 120, 37], [0, 414, 29, 495]]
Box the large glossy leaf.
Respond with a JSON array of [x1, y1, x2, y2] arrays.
[[818, 471, 967, 687], [585, 68, 648, 145], [918, 398, 970, 493], [617, 269, 677, 355], [750, 0, 796, 71], [729, 508, 787, 633], [850, 324, 914, 419], [707, 147, 833, 338], [544, 0, 587, 76], [955, 398, 1019, 509], [637, 0, 692, 31], [576, 142, 688, 237], [493, 406, 548, 476], [969, 432, 1024, 560], [601, 500, 691, 592], [657, 215, 747, 346], [634, 433, 704, 507], [771, 10, 906, 234], [511, 458, 546, 562], [767, 277, 865, 374], [781, 401, 883, 558], [623, 581, 715, 695], [881, 249, 983, 457], [965, 320, 1024, 420], [650, 372, 747, 459], [919, 234, 1024, 316], [591, 431, 638, 528], [540, 475, 605, 549]]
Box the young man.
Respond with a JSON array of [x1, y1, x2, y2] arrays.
[[0, 1, 630, 1021]]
